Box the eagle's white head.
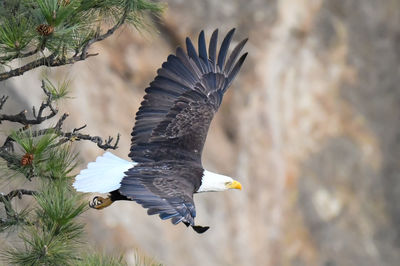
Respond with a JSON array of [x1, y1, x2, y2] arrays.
[[197, 170, 242, 192]]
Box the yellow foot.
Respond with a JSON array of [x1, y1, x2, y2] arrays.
[[89, 196, 113, 210]]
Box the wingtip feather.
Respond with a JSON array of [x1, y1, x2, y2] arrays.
[[198, 30, 208, 61], [226, 52, 248, 88], [209, 29, 219, 65], [225, 37, 248, 74], [217, 28, 236, 70]]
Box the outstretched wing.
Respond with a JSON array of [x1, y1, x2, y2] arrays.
[[129, 29, 248, 163], [120, 161, 203, 226]]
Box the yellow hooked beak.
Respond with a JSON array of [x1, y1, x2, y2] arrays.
[[227, 180, 242, 190]]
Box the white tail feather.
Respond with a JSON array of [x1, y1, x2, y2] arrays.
[[73, 152, 136, 193]]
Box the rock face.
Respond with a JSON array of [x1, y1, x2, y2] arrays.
[[2, 0, 400, 265]]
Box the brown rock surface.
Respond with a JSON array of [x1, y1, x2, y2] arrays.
[[2, 0, 400, 265]]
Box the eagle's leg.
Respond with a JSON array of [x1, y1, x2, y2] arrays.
[[89, 196, 113, 210], [89, 190, 129, 209]]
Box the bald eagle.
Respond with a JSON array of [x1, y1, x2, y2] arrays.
[[73, 29, 247, 233]]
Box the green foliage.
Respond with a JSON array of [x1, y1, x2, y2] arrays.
[[1, 144, 85, 265], [77, 252, 127, 266], [35, 180, 86, 237], [125, 0, 165, 29], [0, 128, 135, 265], [4, 230, 76, 265], [42, 145, 78, 180], [35, 0, 80, 27], [43, 77, 72, 101], [9, 124, 78, 181], [0, 0, 164, 63], [77, 250, 164, 266], [0, 17, 33, 55], [1, 172, 86, 265], [1, 129, 160, 265], [10, 130, 59, 179], [11, 130, 57, 158]]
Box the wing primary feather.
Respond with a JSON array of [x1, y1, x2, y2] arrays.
[[208, 29, 218, 69], [176, 47, 198, 76], [171, 216, 185, 225], [162, 57, 196, 86], [151, 76, 191, 95], [226, 52, 248, 89], [225, 38, 248, 75], [198, 30, 208, 66], [186, 37, 203, 71], [217, 28, 235, 71], [159, 212, 180, 220]]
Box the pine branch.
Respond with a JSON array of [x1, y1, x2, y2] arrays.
[[0, 8, 126, 81], [0, 79, 119, 173], [0, 53, 98, 81]]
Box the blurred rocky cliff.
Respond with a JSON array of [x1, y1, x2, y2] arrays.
[[2, 0, 400, 265]]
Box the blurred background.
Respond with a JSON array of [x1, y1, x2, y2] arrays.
[[2, 0, 400, 265]]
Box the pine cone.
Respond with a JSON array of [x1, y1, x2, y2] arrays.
[[21, 153, 34, 166], [36, 24, 54, 36]]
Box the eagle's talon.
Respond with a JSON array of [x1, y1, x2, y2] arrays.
[[89, 196, 112, 210]]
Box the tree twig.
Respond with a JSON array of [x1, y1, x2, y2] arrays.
[[0, 189, 37, 219], [60, 131, 121, 150], [0, 96, 8, 110], [0, 81, 58, 125], [0, 189, 37, 202], [25, 112, 120, 151]]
